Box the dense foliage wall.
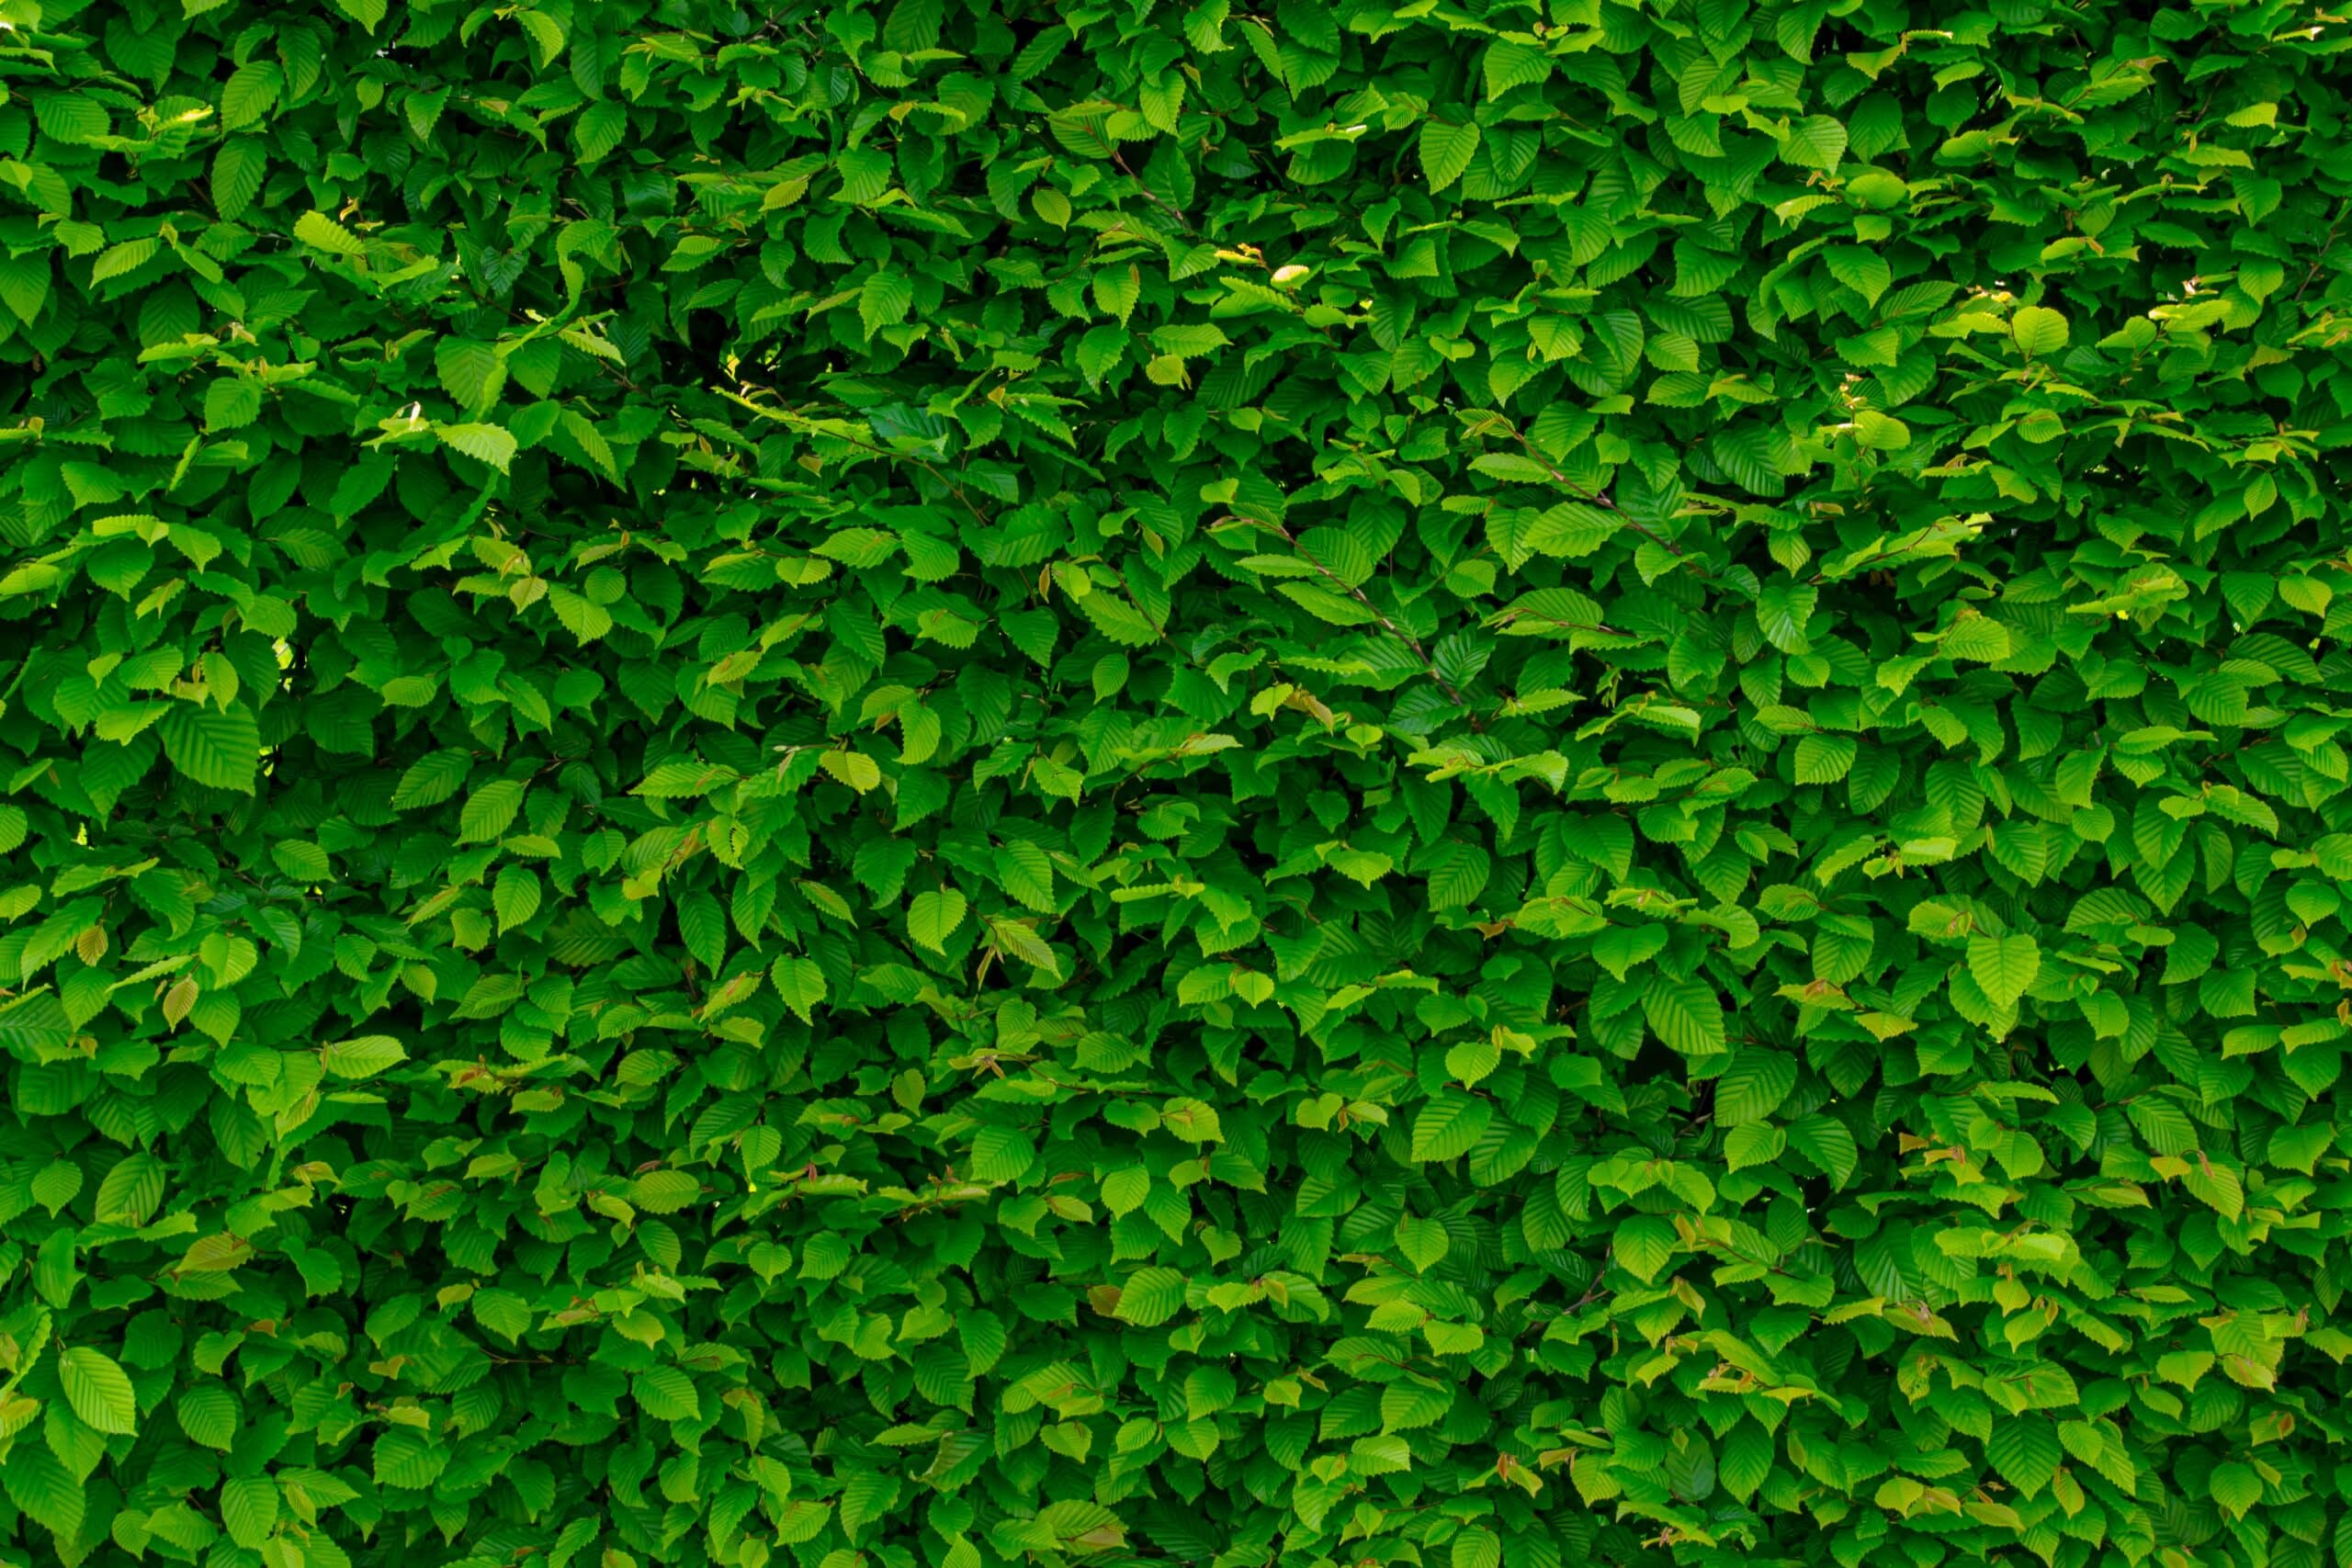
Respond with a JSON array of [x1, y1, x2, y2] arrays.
[[4, 0, 2352, 1566]]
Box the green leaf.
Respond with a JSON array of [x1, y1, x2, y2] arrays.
[[1825, 245, 1891, 306], [1643, 974, 1727, 1056], [1713, 1051, 1798, 1125], [1077, 592, 1161, 647], [293, 209, 367, 257], [1394, 1213, 1450, 1272], [839, 1468, 902, 1541], [632, 1367, 701, 1423], [458, 778, 527, 842], [2, 1441, 84, 1537], [435, 339, 508, 413], [95, 1152, 166, 1227], [2208, 1460, 2263, 1518], [158, 703, 261, 793], [1612, 1214, 1677, 1282], [988, 916, 1062, 977], [822, 750, 883, 793], [1724, 1122, 1786, 1170], [218, 62, 280, 132], [372, 1427, 448, 1489], [392, 750, 473, 809], [493, 864, 542, 933], [1411, 1089, 1493, 1163], [0, 255, 48, 326], [1968, 933, 2041, 1010], [33, 1159, 81, 1214], [1483, 39, 1552, 99], [630, 1170, 702, 1213], [969, 1124, 1036, 1183], [1592, 922, 1670, 981], [909, 887, 968, 952], [1380, 1379, 1453, 1432], [995, 840, 1057, 910], [321, 1035, 407, 1078], [205, 377, 262, 432], [773, 957, 827, 1023], [1163, 1099, 1223, 1143], [1114, 1267, 1187, 1327], [2012, 306, 2069, 357], [216, 138, 270, 220], [436, 423, 518, 472], [1102, 1168, 1148, 1216], [221, 1474, 278, 1546], [60, 1347, 139, 1435], [1984, 1418, 2063, 1499], [1788, 1115, 1860, 1189], [1277, 581, 1380, 627], [176, 1385, 239, 1450], [1419, 119, 1481, 192], [1781, 115, 1849, 169], [860, 270, 915, 338]]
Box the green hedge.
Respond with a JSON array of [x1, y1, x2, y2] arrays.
[[4, 0, 2352, 1566]]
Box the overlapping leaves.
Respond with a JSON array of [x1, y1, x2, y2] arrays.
[[3, 1, 2351, 1567]]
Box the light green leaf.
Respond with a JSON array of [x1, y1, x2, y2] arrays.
[[60, 1347, 139, 1435], [632, 1367, 701, 1422], [860, 270, 915, 338], [629, 1170, 702, 1213], [988, 916, 1063, 977], [909, 888, 968, 952], [2012, 306, 2069, 357], [1419, 119, 1481, 192], [293, 209, 367, 258], [321, 1036, 407, 1079], [436, 423, 518, 472], [1114, 1267, 1188, 1327], [1612, 1214, 1678, 1282], [176, 1385, 239, 1450], [821, 750, 882, 793], [220, 1475, 278, 1546], [1967, 933, 2041, 1010], [96, 1152, 167, 1227], [2208, 1460, 2263, 1518], [772, 957, 827, 1023], [1394, 1214, 1450, 1272], [1781, 115, 1849, 169]]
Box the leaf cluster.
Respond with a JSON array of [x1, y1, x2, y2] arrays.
[[3, 2, 2352, 1568]]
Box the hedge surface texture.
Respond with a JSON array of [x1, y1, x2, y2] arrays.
[[3, 0, 2351, 1566]]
